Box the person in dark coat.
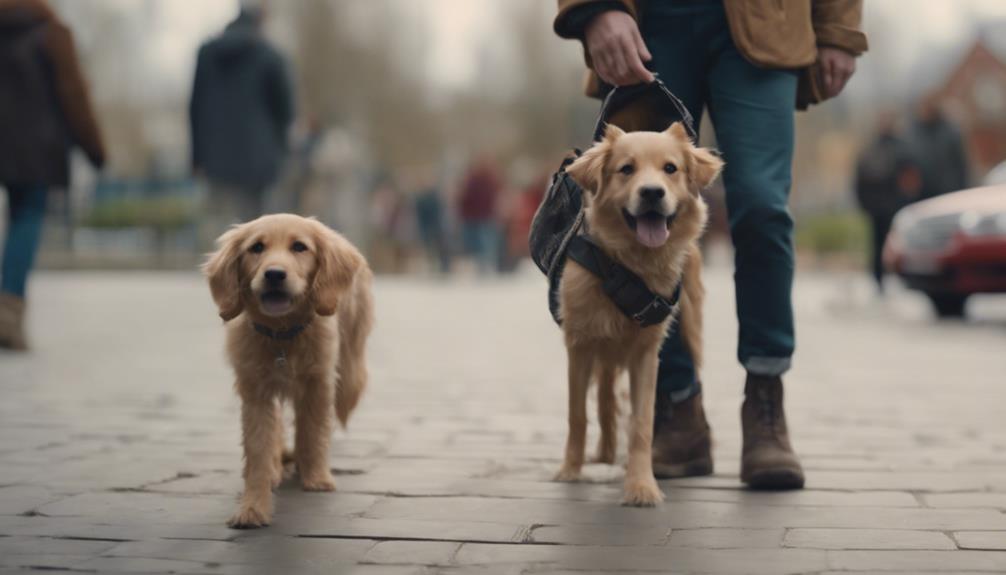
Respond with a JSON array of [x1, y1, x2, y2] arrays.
[[190, 1, 293, 235], [911, 97, 968, 200], [854, 112, 922, 293], [0, 0, 105, 350]]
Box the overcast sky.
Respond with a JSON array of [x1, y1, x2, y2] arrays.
[[55, 0, 1006, 104]]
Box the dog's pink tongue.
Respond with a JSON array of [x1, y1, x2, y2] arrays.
[[636, 218, 669, 248]]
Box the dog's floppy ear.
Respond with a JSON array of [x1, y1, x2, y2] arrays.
[[202, 225, 247, 321], [565, 123, 624, 194], [686, 146, 724, 194], [664, 122, 724, 194], [312, 222, 363, 317]]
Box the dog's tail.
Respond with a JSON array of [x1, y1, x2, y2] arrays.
[[335, 272, 374, 427], [335, 364, 366, 427]]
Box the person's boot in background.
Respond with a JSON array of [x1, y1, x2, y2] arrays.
[[0, 292, 28, 350], [741, 374, 804, 489], [652, 391, 714, 478]]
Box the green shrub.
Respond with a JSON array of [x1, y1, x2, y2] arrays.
[[795, 212, 868, 255], [83, 197, 196, 231]]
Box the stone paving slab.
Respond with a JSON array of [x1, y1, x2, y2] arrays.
[[1, 270, 1005, 573]]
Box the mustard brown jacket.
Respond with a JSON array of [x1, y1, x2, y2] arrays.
[[555, 0, 868, 107]]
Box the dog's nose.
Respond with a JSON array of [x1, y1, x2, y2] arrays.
[[264, 269, 286, 284], [639, 187, 665, 202]]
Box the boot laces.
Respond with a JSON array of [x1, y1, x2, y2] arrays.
[[755, 386, 782, 438]]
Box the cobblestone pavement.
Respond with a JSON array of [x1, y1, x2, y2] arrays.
[[1, 266, 1005, 574]]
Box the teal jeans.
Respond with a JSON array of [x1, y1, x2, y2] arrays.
[[2, 184, 47, 298], [640, 0, 798, 402]]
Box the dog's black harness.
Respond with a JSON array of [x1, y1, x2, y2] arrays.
[[529, 76, 694, 327], [566, 234, 681, 327]]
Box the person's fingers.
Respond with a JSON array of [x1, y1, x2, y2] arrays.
[[591, 48, 607, 79], [632, 28, 652, 62], [833, 60, 854, 96], [836, 69, 851, 95], [821, 57, 836, 96], [620, 36, 653, 84], [609, 40, 633, 85], [594, 51, 617, 86]]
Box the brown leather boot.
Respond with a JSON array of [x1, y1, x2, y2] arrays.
[[0, 292, 28, 351], [0, 293, 28, 347], [741, 374, 804, 489], [652, 391, 713, 478]]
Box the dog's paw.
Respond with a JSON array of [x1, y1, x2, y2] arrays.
[[301, 472, 337, 492], [227, 506, 271, 529], [553, 465, 582, 483], [621, 478, 664, 507]]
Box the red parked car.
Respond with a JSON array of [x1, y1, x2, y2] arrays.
[[884, 185, 1006, 317]]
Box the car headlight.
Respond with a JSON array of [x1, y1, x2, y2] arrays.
[[960, 211, 1006, 237]]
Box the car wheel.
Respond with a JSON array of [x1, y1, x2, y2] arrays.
[[926, 293, 968, 318]]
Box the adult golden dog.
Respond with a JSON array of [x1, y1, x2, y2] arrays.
[[555, 123, 722, 506], [204, 214, 373, 528]]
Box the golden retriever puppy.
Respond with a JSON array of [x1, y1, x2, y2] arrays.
[[203, 214, 373, 528], [555, 123, 722, 506]]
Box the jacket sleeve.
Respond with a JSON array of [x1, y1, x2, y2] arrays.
[[554, 0, 632, 39], [44, 21, 106, 169], [811, 0, 868, 55]]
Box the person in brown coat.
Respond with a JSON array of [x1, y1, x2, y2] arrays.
[[0, 0, 105, 349], [554, 0, 867, 490]]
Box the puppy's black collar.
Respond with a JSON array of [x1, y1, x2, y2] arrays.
[[566, 234, 681, 327], [252, 318, 313, 341]]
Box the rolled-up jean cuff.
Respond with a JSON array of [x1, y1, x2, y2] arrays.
[[743, 356, 792, 377], [669, 379, 702, 404]]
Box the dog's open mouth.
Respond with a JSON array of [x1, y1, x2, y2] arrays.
[[623, 208, 676, 248], [259, 291, 293, 316]]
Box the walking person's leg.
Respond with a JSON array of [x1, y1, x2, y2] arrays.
[[871, 213, 892, 293], [636, 0, 720, 478], [705, 15, 804, 489], [1, 184, 48, 350]]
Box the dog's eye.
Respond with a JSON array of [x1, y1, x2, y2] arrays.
[[664, 163, 678, 175], [618, 164, 635, 176], [291, 241, 308, 253], [249, 241, 265, 254]]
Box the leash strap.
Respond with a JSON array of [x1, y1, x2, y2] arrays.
[[566, 234, 681, 327]]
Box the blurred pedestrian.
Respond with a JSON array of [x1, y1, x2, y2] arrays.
[[369, 176, 412, 274], [911, 96, 968, 200], [414, 176, 451, 275], [554, 0, 867, 489], [504, 171, 547, 269], [855, 112, 922, 294], [0, 0, 105, 350], [190, 0, 293, 240], [458, 159, 502, 275]]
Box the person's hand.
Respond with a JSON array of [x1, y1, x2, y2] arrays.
[[818, 47, 856, 98], [584, 11, 654, 86]]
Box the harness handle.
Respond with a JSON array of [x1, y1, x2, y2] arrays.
[[591, 75, 698, 143]]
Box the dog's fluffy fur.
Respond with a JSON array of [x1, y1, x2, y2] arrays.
[[555, 123, 723, 506], [204, 214, 374, 528]]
